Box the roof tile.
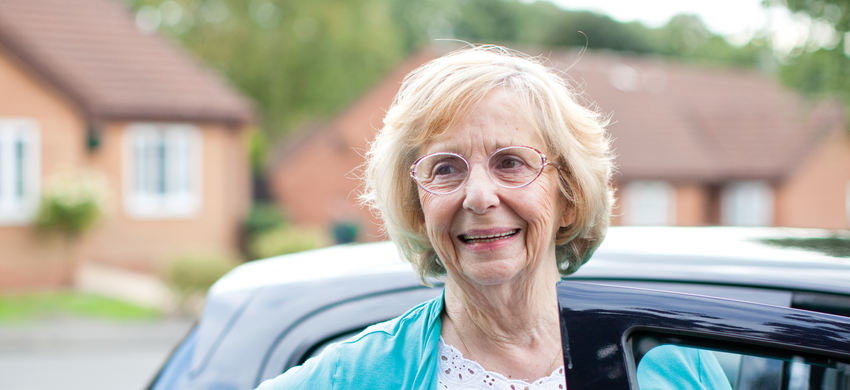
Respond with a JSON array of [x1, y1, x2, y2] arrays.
[[554, 51, 840, 181], [0, 0, 253, 124]]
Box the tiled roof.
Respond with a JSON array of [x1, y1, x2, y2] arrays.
[[274, 47, 842, 187], [549, 50, 843, 182], [0, 0, 253, 125]]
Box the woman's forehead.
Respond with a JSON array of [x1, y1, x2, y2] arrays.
[[422, 89, 546, 152], [418, 119, 547, 157]]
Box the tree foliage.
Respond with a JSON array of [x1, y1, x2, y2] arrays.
[[128, 0, 407, 137], [770, 0, 850, 107], [123, 0, 762, 139]]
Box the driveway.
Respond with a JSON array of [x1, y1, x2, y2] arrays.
[[0, 317, 193, 390]]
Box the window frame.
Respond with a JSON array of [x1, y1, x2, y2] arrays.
[[122, 123, 203, 219], [0, 118, 40, 225], [721, 180, 774, 226], [623, 180, 676, 226]]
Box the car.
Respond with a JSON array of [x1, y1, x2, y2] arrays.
[[148, 226, 850, 390]]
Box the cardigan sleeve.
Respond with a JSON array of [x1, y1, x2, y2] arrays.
[[254, 294, 444, 390], [636, 345, 732, 390], [255, 343, 340, 390]]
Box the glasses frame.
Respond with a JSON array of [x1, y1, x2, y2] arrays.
[[409, 145, 562, 195]]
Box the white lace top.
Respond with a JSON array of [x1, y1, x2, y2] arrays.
[[437, 337, 566, 390]]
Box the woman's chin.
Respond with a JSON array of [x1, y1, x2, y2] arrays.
[[456, 259, 528, 287]]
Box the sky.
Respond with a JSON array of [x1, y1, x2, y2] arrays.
[[549, 0, 844, 55], [550, 0, 768, 37]]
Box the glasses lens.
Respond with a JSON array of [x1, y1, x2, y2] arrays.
[[413, 153, 468, 194], [488, 147, 545, 188]]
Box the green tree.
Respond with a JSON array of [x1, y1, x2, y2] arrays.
[[128, 0, 408, 137], [124, 0, 763, 141], [768, 0, 850, 107]]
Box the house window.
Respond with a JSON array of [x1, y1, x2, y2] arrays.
[[123, 123, 202, 219], [721, 181, 773, 226], [624, 181, 676, 225], [0, 119, 40, 225]]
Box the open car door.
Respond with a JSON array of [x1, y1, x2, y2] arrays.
[[558, 282, 850, 389]]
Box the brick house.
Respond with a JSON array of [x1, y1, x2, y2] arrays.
[[269, 47, 849, 242], [0, 0, 254, 289], [564, 51, 849, 229]]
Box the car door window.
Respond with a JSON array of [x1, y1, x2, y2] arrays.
[[634, 338, 850, 390], [558, 282, 850, 390]]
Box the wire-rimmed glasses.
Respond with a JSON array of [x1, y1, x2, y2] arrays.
[[409, 145, 561, 195]]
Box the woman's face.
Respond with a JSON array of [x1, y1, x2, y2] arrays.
[[417, 90, 573, 287]]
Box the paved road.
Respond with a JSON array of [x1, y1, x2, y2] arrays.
[[0, 318, 193, 390]]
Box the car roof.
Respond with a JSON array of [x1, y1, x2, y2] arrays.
[[596, 226, 846, 262], [211, 241, 411, 295], [582, 227, 850, 295]]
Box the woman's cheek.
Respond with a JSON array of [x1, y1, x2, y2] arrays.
[[521, 186, 561, 262], [524, 214, 552, 265], [420, 194, 458, 267]]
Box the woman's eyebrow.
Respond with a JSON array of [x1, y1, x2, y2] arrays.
[[423, 141, 529, 157], [491, 141, 513, 150], [422, 143, 465, 156]]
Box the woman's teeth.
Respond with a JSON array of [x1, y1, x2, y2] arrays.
[[461, 229, 519, 243]]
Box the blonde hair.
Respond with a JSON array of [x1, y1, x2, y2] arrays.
[[361, 45, 614, 282]]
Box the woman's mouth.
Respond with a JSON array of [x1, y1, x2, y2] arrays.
[[459, 229, 520, 244]]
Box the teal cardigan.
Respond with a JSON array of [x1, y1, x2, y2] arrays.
[[256, 294, 444, 389], [256, 293, 729, 389]]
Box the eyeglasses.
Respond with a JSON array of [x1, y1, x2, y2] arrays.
[[410, 145, 561, 195]]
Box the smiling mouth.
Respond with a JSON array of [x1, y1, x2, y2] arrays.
[[459, 229, 520, 244]]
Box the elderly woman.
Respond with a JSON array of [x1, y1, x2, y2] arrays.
[[257, 46, 727, 389]]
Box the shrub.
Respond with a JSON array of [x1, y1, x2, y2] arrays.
[[35, 170, 110, 236], [163, 254, 238, 313], [249, 225, 327, 260], [244, 202, 285, 237]]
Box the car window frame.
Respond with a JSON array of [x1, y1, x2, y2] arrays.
[[557, 281, 850, 389]]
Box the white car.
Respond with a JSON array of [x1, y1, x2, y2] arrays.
[[149, 227, 850, 389]]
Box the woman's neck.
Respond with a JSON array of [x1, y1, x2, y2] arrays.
[[444, 272, 560, 342], [441, 263, 563, 381]]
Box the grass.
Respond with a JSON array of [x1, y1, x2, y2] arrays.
[[0, 291, 162, 322]]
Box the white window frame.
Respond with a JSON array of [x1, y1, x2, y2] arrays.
[[721, 181, 774, 227], [0, 119, 40, 225], [122, 123, 202, 219], [623, 181, 676, 226]]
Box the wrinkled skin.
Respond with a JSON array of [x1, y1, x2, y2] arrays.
[[417, 89, 574, 381]]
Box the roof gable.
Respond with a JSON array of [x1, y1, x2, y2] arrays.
[[0, 0, 253, 125]]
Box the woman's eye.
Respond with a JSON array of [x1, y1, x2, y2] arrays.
[[434, 163, 458, 176], [498, 156, 525, 169]]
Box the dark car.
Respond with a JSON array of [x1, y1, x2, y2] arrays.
[[149, 227, 850, 390]]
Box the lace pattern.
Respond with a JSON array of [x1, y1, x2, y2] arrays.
[[437, 337, 566, 390]]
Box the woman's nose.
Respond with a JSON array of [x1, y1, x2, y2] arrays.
[[462, 165, 500, 214]]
